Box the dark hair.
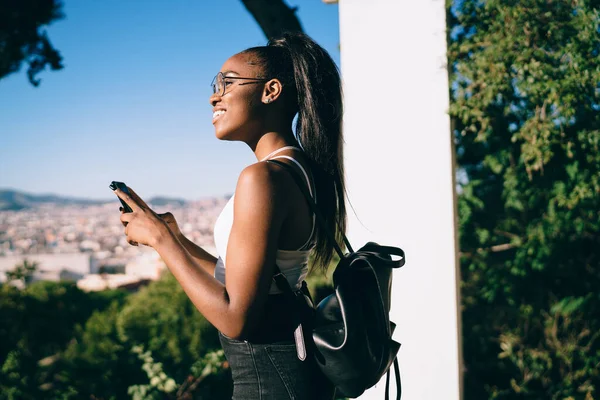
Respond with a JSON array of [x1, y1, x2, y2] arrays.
[[242, 32, 346, 272]]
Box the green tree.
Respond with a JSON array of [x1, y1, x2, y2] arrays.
[[0, 0, 304, 87], [0, 281, 129, 399], [116, 272, 221, 383], [0, 0, 64, 86], [127, 345, 231, 400], [0, 349, 41, 400], [55, 302, 146, 399], [4, 259, 38, 287], [447, 0, 600, 398], [0, 280, 126, 363], [52, 272, 229, 399]]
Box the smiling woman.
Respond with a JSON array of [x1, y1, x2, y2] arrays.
[[112, 31, 344, 400]]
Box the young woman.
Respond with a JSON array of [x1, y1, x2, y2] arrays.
[[114, 32, 346, 400]]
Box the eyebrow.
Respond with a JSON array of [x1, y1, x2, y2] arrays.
[[222, 70, 240, 77]]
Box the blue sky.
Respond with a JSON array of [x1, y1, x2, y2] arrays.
[[0, 0, 340, 200]]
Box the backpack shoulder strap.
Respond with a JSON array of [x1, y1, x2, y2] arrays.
[[385, 357, 402, 400], [267, 158, 353, 257]]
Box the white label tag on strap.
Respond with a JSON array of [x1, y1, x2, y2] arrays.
[[294, 324, 307, 361]]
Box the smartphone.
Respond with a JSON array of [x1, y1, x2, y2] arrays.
[[109, 181, 133, 213]]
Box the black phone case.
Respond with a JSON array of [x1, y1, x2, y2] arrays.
[[109, 181, 133, 213]]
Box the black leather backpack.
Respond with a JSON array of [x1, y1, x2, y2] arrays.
[[268, 159, 405, 399]]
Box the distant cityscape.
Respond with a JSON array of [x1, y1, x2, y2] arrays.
[[0, 190, 229, 291]]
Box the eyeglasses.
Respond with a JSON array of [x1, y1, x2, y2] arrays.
[[211, 72, 269, 96]]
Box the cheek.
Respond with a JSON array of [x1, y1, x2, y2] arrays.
[[237, 93, 264, 119], [231, 98, 260, 128], [246, 97, 264, 119], [215, 97, 262, 140]]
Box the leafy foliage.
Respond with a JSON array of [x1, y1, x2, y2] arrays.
[[4, 259, 38, 286], [0, 0, 64, 86], [51, 301, 145, 399], [128, 345, 231, 400], [48, 272, 230, 399], [447, 0, 600, 398], [116, 272, 221, 382], [0, 269, 233, 399], [128, 345, 179, 400], [0, 280, 125, 364], [0, 281, 129, 399]]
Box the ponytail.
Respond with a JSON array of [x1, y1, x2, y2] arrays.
[[243, 32, 346, 271]]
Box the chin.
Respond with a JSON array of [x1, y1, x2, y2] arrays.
[[214, 125, 241, 141]]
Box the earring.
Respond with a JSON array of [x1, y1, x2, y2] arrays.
[[265, 98, 271, 104]]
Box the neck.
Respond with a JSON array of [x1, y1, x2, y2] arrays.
[[252, 131, 298, 161]]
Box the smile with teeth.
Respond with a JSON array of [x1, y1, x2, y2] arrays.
[[213, 110, 226, 121]]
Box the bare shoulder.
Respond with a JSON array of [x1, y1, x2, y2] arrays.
[[234, 162, 290, 206], [237, 162, 287, 191]]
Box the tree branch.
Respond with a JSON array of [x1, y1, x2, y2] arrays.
[[0, 0, 64, 86], [240, 0, 304, 39], [460, 242, 519, 258]]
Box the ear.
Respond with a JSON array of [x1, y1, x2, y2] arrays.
[[262, 78, 283, 104]]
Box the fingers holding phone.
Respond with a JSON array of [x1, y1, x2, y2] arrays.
[[126, 186, 150, 210], [158, 212, 183, 238], [118, 206, 138, 246], [110, 181, 169, 248], [111, 181, 140, 246], [109, 181, 135, 213]]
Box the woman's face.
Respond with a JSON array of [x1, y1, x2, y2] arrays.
[[209, 52, 266, 142]]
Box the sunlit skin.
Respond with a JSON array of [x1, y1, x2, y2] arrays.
[[113, 52, 314, 339]]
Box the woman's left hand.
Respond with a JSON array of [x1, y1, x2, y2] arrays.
[[114, 186, 170, 248]]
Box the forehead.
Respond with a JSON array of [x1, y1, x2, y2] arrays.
[[220, 52, 262, 76]]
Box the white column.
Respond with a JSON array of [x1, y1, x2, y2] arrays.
[[338, 0, 463, 399]]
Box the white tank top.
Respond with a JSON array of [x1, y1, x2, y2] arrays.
[[213, 146, 316, 294]]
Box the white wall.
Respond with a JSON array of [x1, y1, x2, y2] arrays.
[[338, 0, 463, 399], [0, 253, 91, 279]]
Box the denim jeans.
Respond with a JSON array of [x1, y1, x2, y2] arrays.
[[219, 331, 335, 400]]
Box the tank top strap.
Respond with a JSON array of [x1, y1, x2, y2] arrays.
[[259, 146, 302, 162]]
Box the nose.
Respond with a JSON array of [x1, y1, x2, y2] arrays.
[[209, 92, 221, 107]]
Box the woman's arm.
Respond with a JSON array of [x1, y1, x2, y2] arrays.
[[123, 210, 217, 275], [177, 235, 218, 275], [117, 163, 287, 339], [158, 212, 218, 275]]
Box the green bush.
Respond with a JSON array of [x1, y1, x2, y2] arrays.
[[0, 271, 228, 399], [448, 0, 600, 397], [116, 272, 221, 382]]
